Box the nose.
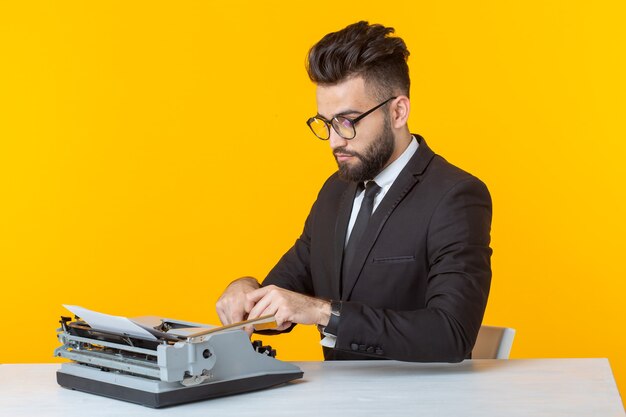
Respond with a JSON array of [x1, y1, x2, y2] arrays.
[[328, 128, 348, 150]]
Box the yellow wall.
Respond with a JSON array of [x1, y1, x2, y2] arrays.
[[1, 0, 624, 397]]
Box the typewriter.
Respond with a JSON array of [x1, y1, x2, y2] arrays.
[[54, 305, 303, 408]]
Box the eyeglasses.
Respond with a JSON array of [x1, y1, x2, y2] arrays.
[[306, 97, 396, 140]]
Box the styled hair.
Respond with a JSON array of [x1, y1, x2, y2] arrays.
[[306, 21, 410, 100]]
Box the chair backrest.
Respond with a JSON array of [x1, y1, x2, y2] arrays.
[[472, 325, 516, 359]]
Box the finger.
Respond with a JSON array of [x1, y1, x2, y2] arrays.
[[244, 297, 255, 314], [248, 292, 274, 320], [216, 300, 235, 325], [257, 304, 282, 326], [275, 321, 293, 331], [246, 285, 272, 303], [220, 301, 247, 325], [216, 308, 228, 325], [230, 309, 246, 325]]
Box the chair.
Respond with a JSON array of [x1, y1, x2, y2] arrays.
[[472, 325, 516, 359]]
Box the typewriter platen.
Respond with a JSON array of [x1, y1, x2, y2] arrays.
[[54, 306, 303, 408]]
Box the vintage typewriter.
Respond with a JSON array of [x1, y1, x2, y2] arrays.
[[54, 305, 303, 408]]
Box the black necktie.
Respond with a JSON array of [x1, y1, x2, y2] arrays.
[[342, 181, 381, 290]]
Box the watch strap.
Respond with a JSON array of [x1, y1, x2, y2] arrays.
[[319, 300, 342, 337]]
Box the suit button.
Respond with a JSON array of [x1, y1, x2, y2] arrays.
[[375, 348, 384, 355], [359, 344, 366, 351], [351, 343, 359, 351], [366, 346, 374, 354]]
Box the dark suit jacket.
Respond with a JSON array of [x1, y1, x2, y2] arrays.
[[263, 135, 492, 362]]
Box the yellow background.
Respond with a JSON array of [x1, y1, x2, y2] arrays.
[[1, 0, 624, 398]]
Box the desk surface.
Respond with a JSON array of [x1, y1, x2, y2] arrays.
[[0, 359, 623, 416]]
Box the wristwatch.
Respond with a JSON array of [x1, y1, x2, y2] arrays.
[[318, 300, 342, 337]]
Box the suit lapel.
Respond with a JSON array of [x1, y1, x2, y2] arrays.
[[342, 135, 436, 300], [332, 181, 358, 299]]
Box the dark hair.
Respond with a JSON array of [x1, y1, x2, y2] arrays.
[[306, 21, 410, 100]]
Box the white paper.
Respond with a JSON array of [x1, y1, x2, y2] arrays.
[[63, 305, 157, 340]]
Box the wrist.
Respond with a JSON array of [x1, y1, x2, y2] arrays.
[[317, 300, 342, 337], [319, 300, 332, 327]]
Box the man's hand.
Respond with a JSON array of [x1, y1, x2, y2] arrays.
[[216, 277, 260, 328], [246, 285, 331, 331]]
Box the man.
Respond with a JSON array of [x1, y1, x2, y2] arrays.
[[216, 21, 492, 362]]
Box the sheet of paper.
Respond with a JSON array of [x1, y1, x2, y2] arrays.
[[63, 305, 157, 340]]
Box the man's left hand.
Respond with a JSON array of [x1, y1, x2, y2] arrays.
[[246, 285, 331, 331]]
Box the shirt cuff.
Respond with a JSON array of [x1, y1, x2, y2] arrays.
[[320, 335, 337, 348]]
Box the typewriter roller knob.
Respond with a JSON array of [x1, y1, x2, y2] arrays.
[[58, 316, 72, 331]]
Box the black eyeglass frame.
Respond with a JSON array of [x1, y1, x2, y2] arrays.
[[306, 96, 397, 140]]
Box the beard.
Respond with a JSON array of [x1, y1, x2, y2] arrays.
[[334, 118, 395, 183]]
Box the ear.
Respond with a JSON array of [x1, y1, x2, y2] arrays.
[[390, 96, 410, 129]]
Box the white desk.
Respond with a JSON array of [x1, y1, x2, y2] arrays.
[[0, 359, 623, 416]]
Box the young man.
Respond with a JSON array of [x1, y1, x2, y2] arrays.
[[216, 21, 492, 362]]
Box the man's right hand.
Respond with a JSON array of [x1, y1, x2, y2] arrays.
[[215, 276, 261, 326]]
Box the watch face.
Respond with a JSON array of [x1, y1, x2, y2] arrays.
[[331, 300, 342, 315]]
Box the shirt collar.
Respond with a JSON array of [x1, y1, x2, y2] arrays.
[[368, 136, 419, 191]]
